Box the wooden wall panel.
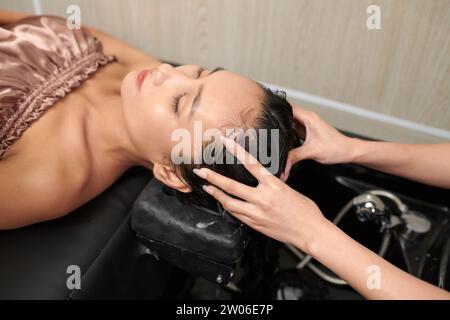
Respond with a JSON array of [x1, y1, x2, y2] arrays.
[[1, 0, 449, 142]]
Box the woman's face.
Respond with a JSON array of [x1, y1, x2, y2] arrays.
[[120, 63, 263, 169]]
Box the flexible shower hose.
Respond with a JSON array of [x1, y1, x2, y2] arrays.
[[286, 197, 393, 286]]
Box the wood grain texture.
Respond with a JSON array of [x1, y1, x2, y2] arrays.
[[1, 0, 449, 142], [0, 0, 34, 13]]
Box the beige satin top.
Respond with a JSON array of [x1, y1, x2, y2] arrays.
[[0, 15, 116, 159]]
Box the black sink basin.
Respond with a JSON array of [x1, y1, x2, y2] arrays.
[[286, 159, 450, 291]]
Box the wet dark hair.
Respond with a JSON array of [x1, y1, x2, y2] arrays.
[[170, 84, 300, 211]]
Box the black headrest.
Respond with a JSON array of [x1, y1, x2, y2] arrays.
[[130, 179, 250, 283]]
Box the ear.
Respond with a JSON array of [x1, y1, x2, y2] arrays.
[[152, 163, 192, 193]]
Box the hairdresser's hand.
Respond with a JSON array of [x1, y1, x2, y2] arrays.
[[193, 137, 327, 253], [281, 106, 356, 181]]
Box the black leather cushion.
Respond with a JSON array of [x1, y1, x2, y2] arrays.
[[131, 179, 250, 284], [0, 167, 181, 299]]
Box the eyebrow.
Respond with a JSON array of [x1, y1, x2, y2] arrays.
[[189, 67, 224, 118]]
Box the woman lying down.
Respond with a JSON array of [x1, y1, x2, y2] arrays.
[[0, 12, 299, 229]]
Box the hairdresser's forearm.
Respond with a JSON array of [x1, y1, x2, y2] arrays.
[[348, 139, 450, 189], [0, 9, 29, 25], [302, 219, 450, 299]]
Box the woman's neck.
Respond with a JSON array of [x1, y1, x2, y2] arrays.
[[82, 63, 153, 171]]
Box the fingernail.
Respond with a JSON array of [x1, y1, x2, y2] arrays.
[[193, 168, 207, 179], [284, 161, 292, 179], [202, 185, 214, 195]]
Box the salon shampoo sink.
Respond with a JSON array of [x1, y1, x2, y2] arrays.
[[286, 154, 450, 290]]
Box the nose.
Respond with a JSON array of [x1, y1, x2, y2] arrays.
[[158, 63, 174, 73], [153, 63, 174, 86], [153, 63, 188, 87]]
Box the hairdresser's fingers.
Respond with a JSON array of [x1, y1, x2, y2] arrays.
[[193, 168, 258, 203], [228, 211, 259, 229], [220, 136, 272, 182], [292, 105, 311, 127], [280, 166, 290, 182], [292, 107, 325, 139], [288, 144, 314, 164], [281, 145, 315, 181], [202, 184, 256, 217], [292, 106, 317, 124], [290, 105, 308, 137]]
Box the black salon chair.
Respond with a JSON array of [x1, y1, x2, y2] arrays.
[[0, 167, 188, 299]]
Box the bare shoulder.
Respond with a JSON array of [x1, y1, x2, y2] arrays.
[[0, 132, 129, 230], [0, 9, 30, 25], [0, 154, 88, 230]]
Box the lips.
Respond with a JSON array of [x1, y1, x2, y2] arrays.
[[136, 69, 152, 91]]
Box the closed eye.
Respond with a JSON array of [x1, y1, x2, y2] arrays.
[[173, 66, 222, 117], [171, 92, 186, 115], [196, 66, 224, 79]]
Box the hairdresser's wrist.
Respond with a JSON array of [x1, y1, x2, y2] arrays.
[[326, 135, 361, 164], [300, 216, 347, 261], [293, 211, 335, 257], [344, 137, 371, 164]]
